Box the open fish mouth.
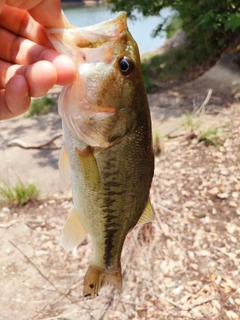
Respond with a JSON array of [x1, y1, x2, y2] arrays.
[[47, 12, 128, 59], [76, 11, 128, 37]]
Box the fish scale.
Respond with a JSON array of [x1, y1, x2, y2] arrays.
[[46, 12, 155, 299]]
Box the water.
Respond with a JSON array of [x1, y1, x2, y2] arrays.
[[63, 5, 173, 54]]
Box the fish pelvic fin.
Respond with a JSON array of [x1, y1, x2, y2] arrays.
[[137, 198, 155, 226], [83, 265, 122, 299], [61, 207, 88, 251]]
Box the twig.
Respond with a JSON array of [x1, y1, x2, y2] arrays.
[[152, 201, 180, 216], [211, 245, 237, 260], [9, 240, 81, 311], [0, 220, 18, 228], [7, 132, 62, 149], [194, 89, 213, 115], [159, 295, 217, 311], [165, 89, 213, 139]]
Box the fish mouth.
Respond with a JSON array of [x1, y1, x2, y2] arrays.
[[70, 12, 128, 50], [46, 12, 129, 61], [82, 12, 128, 37]]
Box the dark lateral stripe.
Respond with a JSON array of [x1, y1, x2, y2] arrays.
[[102, 208, 117, 214], [102, 193, 122, 265], [103, 227, 119, 266], [105, 181, 121, 188], [104, 190, 125, 196], [103, 198, 116, 207]]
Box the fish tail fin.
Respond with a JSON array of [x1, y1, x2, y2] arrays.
[[83, 265, 122, 299]]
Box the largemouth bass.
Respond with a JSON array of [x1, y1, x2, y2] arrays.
[[47, 12, 154, 299]]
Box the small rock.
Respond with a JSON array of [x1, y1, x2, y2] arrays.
[[193, 211, 206, 218], [226, 223, 236, 234], [212, 207, 217, 215], [185, 201, 195, 208], [229, 201, 237, 208], [208, 187, 219, 195], [232, 191, 239, 198], [236, 208, 240, 215], [217, 193, 229, 199], [220, 169, 229, 175], [2, 207, 10, 214]]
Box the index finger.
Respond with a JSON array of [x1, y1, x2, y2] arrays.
[[4, 0, 68, 28]]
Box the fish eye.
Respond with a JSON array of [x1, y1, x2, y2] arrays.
[[118, 57, 134, 76]]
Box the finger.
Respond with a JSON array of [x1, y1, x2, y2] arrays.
[[0, 75, 31, 120], [38, 53, 76, 85], [0, 26, 45, 64], [28, 0, 66, 28], [5, 0, 66, 28], [25, 61, 57, 96], [5, 61, 57, 97], [0, 27, 76, 85], [0, 1, 5, 13], [0, 5, 52, 47]]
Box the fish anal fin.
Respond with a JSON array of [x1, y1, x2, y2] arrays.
[[59, 144, 71, 188], [61, 207, 88, 251], [137, 199, 155, 226], [76, 146, 100, 190], [83, 265, 122, 299]]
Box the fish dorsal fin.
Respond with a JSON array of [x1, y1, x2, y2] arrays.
[[137, 199, 155, 225], [59, 144, 71, 188], [76, 146, 100, 190], [61, 207, 88, 251]]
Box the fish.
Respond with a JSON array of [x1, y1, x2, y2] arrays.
[[46, 12, 154, 299]]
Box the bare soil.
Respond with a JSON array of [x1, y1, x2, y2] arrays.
[[1, 48, 240, 319]]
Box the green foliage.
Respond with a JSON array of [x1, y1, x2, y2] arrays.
[[199, 129, 220, 146], [107, 0, 164, 18], [141, 63, 154, 92], [225, 13, 240, 31], [166, 16, 182, 39], [26, 97, 56, 117], [107, 0, 240, 58], [181, 113, 200, 132], [0, 181, 40, 206], [141, 45, 206, 93]]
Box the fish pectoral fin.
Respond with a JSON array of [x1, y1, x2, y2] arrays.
[[83, 265, 122, 299], [137, 199, 155, 225], [59, 144, 71, 188], [76, 146, 100, 190], [61, 207, 88, 251]]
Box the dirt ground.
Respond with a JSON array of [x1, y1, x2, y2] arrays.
[[1, 51, 240, 319]]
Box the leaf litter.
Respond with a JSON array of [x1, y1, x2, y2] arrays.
[[0, 103, 240, 319]]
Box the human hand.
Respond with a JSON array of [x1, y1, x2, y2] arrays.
[[0, 0, 76, 120]]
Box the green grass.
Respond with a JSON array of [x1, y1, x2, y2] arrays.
[[153, 132, 162, 156], [199, 128, 220, 146], [0, 181, 40, 206], [180, 111, 221, 147], [181, 112, 200, 132], [25, 97, 56, 117]]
